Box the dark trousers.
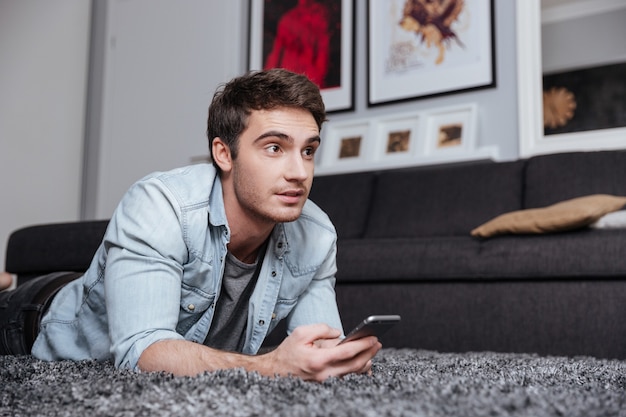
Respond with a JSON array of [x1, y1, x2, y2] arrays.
[[0, 272, 82, 355]]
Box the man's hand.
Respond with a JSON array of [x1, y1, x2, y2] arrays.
[[263, 323, 381, 381], [137, 323, 381, 382]]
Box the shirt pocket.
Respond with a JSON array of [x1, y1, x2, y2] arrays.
[[276, 270, 315, 300], [176, 283, 215, 336], [268, 297, 297, 334]]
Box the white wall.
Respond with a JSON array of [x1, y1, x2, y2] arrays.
[[85, 0, 247, 219], [0, 0, 91, 270]]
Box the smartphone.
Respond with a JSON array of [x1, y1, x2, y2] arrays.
[[339, 315, 401, 344]]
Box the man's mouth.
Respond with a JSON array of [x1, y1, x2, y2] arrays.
[[277, 189, 305, 204]]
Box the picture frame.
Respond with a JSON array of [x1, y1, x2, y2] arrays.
[[248, 0, 355, 113], [316, 104, 493, 176], [424, 104, 477, 156], [373, 112, 421, 163], [318, 120, 372, 171], [542, 63, 626, 136], [367, 0, 495, 106], [516, 0, 626, 158]]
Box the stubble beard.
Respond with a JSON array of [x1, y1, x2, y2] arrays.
[[232, 167, 306, 226]]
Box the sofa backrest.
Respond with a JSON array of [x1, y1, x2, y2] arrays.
[[310, 171, 377, 239], [524, 150, 626, 208], [364, 160, 526, 237], [5, 220, 109, 283]]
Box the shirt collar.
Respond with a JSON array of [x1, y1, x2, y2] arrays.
[[207, 173, 228, 228]]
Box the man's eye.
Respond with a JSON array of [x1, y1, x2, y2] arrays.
[[303, 147, 316, 157], [267, 145, 280, 153]]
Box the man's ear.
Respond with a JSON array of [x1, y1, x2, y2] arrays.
[[211, 137, 233, 173]]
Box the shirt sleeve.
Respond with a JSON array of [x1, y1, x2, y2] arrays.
[[103, 176, 188, 369], [284, 241, 344, 335]]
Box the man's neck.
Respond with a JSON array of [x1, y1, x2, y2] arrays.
[[224, 202, 275, 264], [227, 226, 273, 264]]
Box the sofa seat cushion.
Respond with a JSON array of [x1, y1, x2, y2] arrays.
[[335, 236, 483, 282], [476, 229, 626, 278], [335, 229, 626, 282]]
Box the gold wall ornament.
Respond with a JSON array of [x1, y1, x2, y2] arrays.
[[543, 86, 577, 129]]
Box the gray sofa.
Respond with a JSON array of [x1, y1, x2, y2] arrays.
[[309, 149, 626, 360], [5, 150, 626, 359]]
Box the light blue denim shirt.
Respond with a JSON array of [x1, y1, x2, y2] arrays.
[[32, 164, 343, 370]]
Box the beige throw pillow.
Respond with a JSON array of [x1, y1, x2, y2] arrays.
[[471, 194, 626, 238]]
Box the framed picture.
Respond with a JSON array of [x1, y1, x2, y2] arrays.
[[374, 113, 421, 162], [316, 104, 494, 175], [543, 63, 626, 136], [424, 104, 477, 156], [517, 0, 626, 157], [367, 0, 495, 106], [248, 0, 355, 113], [318, 120, 372, 170]]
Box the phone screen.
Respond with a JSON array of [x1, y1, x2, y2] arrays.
[[339, 315, 400, 344]]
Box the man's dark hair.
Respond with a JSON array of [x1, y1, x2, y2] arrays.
[[207, 68, 327, 171]]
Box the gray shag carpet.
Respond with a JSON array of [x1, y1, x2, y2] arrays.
[[1, 349, 625, 417]]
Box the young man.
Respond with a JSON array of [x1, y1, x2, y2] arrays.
[[0, 69, 380, 382]]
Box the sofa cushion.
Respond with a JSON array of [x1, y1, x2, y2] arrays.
[[524, 150, 626, 208], [364, 160, 526, 237], [5, 220, 109, 281], [470, 194, 626, 238], [474, 229, 626, 278], [310, 171, 377, 238], [335, 229, 626, 282], [335, 236, 482, 281]]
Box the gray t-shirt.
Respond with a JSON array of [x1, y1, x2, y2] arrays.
[[203, 252, 258, 352]]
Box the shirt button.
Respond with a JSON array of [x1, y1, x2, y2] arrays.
[[188, 304, 195, 311], [271, 313, 277, 319], [277, 242, 283, 249], [271, 271, 277, 277], [259, 320, 265, 326]]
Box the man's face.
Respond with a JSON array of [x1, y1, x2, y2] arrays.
[[230, 107, 320, 225]]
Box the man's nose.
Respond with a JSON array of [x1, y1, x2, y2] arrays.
[[286, 153, 309, 181]]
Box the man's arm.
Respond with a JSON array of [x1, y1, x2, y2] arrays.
[[137, 323, 381, 382]]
